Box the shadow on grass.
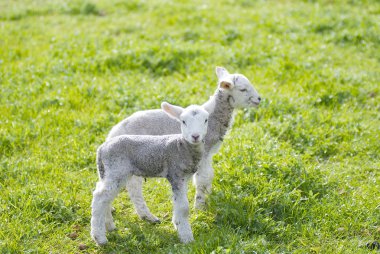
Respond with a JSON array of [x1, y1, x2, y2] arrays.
[[97, 215, 179, 253]]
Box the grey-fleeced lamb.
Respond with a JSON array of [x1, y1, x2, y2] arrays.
[[106, 67, 261, 223], [91, 102, 209, 245]]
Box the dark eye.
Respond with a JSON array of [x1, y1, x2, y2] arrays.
[[182, 120, 186, 125], [205, 119, 208, 123], [240, 89, 247, 92]]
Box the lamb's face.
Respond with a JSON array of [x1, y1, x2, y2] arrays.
[[229, 74, 261, 108], [180, 106, 209, 145], [216, 67, 261, 108]]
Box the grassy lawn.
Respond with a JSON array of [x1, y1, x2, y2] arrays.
[[1, 0, 379, 253]]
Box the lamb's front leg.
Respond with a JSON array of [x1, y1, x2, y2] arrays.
[[193, 156, 214, 209], [170, 178, 194, 243]]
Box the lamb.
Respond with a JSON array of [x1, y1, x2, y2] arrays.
[[91, 102, 209, 245], [106, 67, 261, 223]]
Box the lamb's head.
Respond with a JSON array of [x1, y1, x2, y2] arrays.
[[216, 66, 261, 108], [161, 102, 209, 145]]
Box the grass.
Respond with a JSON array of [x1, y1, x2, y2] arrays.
[[1, 0, 379, 253]]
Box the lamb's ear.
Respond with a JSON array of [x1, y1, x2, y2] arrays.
[[161, 102, 184, 121], [219, 80, 234, 90], [216, 66, 229, 79], [216, 67, 234, 90]]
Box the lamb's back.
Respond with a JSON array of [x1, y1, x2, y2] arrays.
[[107, 109, 181, 140], [102, 134, 181, 177]]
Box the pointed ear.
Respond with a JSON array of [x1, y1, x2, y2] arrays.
[[220, 80, 234, 90], [161, 102, 184, 121], [216, 67, 234, 90], [215, 66, 229, 79]]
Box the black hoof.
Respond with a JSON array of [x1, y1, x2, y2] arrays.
[[366, 241, 380, 250]]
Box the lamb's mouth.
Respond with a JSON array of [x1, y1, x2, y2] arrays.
[[190, 139, 204, 145], [248, 97, 260, 107], [251, 101, 260, 107]]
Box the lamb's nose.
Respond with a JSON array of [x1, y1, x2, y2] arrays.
[[192, 134, 200, 141]]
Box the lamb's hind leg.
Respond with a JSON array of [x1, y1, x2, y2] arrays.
[[91, 181, 120, 245], [126, 175, 160, 223], [193, 156, 214, 209], [105, 203, 116, 231]]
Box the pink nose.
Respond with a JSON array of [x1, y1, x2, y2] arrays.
[[192, 134, 200, 141]]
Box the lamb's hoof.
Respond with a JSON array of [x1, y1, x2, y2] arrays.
[[194, 200, 206, 210], [141, 215, 161, 224], [367, 241, 380, 250], [92, 234, 108, 246], [106, 223, 117, 232], [151, 218, 161, 224], [179, 234, 194, 244]]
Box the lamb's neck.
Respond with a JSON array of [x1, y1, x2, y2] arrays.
[[177, 138, 204, 162], [170, 138, 203, 175], [204, 89, 235, 153]]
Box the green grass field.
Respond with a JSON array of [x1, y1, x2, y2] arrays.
[[1, 0, 379, 253]]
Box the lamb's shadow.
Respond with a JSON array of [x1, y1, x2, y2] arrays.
[[101, 215, 179, 253]]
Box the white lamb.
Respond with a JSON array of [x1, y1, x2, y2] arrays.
[[91, 102, 209, 245], [107, 67, 261, 223]]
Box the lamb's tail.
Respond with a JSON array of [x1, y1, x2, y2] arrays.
[[96, 146, 105, 180]]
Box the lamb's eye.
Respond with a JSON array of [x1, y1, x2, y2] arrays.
[[240, 89, 247, 92], [205, 119, 208, 123], [182, 120, 186, 125]]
